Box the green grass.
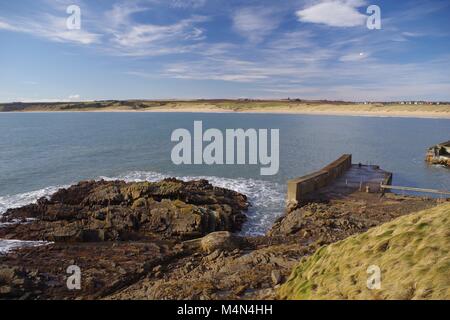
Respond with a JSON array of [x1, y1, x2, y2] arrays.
[[278, 203, 450, 300]]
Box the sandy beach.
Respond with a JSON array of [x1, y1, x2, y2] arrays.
[[2, 101, 450, 119], [139, 106, 450, 119]]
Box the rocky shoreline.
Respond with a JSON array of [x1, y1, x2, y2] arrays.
[[426, 141, 450, 167], [0, 178, 445, 300]]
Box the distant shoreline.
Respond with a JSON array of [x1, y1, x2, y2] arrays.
[[2, 109, 450, 119], [1, 101, 450, 119], [133, 108, 450, 119]]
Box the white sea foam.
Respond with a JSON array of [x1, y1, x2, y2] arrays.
[[0, 240, 51, 255], [0, 218, 36, 228], [0, 186, 66, 254], [0, 185, 68, 215]]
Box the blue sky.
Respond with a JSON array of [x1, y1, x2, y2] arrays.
[[0, 0, 449, 102]]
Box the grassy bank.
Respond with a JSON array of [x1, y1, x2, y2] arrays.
[[278, 203, 450, 300]]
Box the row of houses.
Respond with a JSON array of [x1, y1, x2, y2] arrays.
[[399, 101, 442, 105], [361, 101, 445, 105]]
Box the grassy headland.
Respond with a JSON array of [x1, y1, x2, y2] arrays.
[[1, 100, 450, 118], [278, 203, 450, 300]]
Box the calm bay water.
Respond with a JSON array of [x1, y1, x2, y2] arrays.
[[0, 112, 449, 235]]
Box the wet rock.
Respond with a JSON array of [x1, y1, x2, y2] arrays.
[[286, 200, 298, 213], [200, 231, 242, 253], [152, 265, 162, 273], [234, 285, 247, 295], [205, 250, 221, 261], [0, 286, 13, 295], [0, 179, 248, 242], [0, 267, 16, 283], [271, 270, 282, 285]]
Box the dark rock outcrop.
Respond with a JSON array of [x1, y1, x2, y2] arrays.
[[0, 179, 445, 300], [425, 141, 450, 167], [0, 179, 248, 242], [268, 193, 441, 245]]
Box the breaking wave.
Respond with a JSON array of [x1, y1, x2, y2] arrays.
[[0, 185, 68, 215], [0, 240, 51, 255]]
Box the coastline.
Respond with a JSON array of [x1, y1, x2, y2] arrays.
[[1, 101, 449, 119], [2, 107, 450, 119], [1, 178, 447, 300], [141, 107, 450, 119]]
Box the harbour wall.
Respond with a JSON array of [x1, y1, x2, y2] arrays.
[[287, 154, 352, 203]]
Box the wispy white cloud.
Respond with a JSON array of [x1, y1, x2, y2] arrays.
[[1, 0, 449, 102], [162, 58, 269, 82], [0, 20, 17, 31], [260, 56, 450, 101], [155, 19, 450, 100], [124, 71, 158, 79], [339, 51, 368, 61], [171, 0, 207, 9], [100, 2, 209, 56], [105, 2, 148, 28], [296, 0, 367, 27], [0, 14, 100, 44], [267, 30, 314, 51], [232, 7, 281, 43], [111, 16, 207, 48], [0, 1, 210, 56]]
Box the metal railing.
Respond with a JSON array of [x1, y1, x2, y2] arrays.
[[380, 184, 450, 196]]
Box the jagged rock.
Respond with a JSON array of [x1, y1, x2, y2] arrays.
[[267, 196, 440, 245], [0, 179, 444, 300], [271, 270, 282, 285], [0, 179, 248, 242], [286, 200, 298, 213], [0, 267, 15, 280], [200, 231, 242, 253], [205, 250, 221, 261]]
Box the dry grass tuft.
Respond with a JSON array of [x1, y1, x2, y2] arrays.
[[278, 203, 450, 300]]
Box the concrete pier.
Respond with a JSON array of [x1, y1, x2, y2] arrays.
[[287, 154, 392, 204]]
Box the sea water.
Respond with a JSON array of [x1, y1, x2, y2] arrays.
[[0, 112, 449, 246]]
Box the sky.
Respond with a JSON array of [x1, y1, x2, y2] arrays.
[[0, 0, 449, 102]]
